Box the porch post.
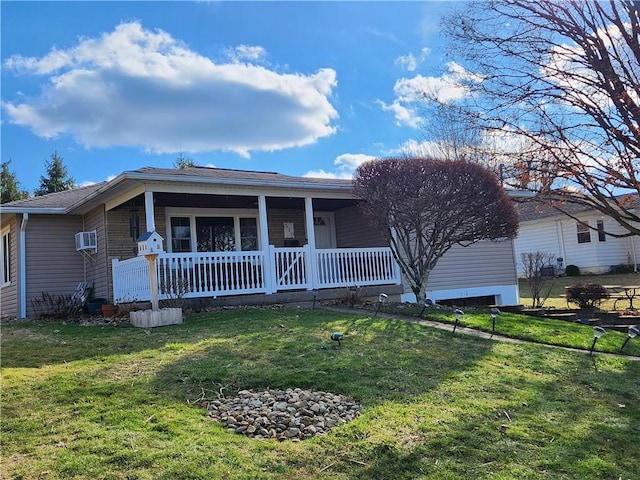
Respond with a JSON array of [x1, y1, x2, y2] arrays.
[[304, 197, 318, 290], [258, 195, 274, 294], [144, 191, 156, 232]]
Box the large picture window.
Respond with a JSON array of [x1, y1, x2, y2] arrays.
[[168, 213, 258, 253], [1, 228, 11, 286]]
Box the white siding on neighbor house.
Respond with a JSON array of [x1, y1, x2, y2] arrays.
[[515, 213, 640, 275], [401, 239, 519, 304], [25, 215, 86, 317], [514, 220, 564, 273], [0, 216, 19, 319]]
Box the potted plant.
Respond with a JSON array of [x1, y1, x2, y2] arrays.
[[101, 302, 117, 318]]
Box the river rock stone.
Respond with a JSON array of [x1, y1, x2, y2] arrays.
[[206, 388, 360, 440]]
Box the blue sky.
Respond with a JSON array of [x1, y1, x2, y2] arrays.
[[1, 1, 469, 193]]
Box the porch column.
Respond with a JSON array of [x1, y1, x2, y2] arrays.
[[144, 191, 156, 232], [304, 197, 318, 289], [258, 195, 274, 294]]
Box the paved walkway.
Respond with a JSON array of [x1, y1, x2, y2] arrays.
[[320, 306, 640, 362]]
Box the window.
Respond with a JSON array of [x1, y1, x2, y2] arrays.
[[168, 214, 259, 253], [597, 219, 606, 242], [1, 228, 11, 286], [577, 222, 591, 244], [170, 217, 192, 252]]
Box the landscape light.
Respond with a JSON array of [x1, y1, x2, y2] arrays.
[[375, 293, 388, 316], [590, 326, 606, 355], [490, 307, 501, 333], [312, 289, 318, 310], [620, 326, 639, 352], [453, 308, 464, 334], [419, 298, 435, 317]]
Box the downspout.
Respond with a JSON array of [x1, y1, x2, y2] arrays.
[[557, 220, 567, 267], [19, 213, 28, 319]]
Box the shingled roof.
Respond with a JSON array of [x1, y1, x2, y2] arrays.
[[1, 166, 351, 213], [1, 182, 107, 210]]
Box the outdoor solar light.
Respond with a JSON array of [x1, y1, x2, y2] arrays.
[[453, 308, 464, 334], [419, 298, 435, 317], [590, 326, 606, 355], [312, 289, 318, 310], [375, 293, 388, 316], [620, 325, 639, 352], [490, 307, 501, 333]]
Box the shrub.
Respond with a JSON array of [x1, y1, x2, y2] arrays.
[[565, 283, 609, 309], [565, 264, 581, 276]]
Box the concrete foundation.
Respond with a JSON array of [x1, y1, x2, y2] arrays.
[[130, 308, 183, 328]]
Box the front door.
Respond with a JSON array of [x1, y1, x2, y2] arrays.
[[313, 213, 335, 249]]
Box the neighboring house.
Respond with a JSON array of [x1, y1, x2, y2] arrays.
[[1, 166, 522, 319], [514, 198, 640, 276]]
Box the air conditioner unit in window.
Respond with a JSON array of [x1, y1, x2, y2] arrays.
[[75, 230, 97, 252]]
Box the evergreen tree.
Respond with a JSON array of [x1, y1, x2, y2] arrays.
[[1, 160, 29, 203], [174, 152, 198, 169], [34, 152, 75, 196]]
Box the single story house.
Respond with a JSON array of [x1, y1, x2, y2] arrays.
[[514, 198, 640, 276], [1, 166, 522, 319]]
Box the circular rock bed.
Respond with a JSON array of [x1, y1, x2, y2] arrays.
[[206, 388, 360, 441]]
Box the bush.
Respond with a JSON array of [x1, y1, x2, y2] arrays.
[[565, 283, 609, 309], [565, 264, 580, 276]]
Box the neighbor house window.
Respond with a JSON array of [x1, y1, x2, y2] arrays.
[[577, 221, 591, 244], [1, 227, 11, 286], [597, 219, 606, 242], [168, 214, 259, 253]]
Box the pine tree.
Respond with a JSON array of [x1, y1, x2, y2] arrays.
[[1, 160, 29, 203], [34, 152, 75, 196]]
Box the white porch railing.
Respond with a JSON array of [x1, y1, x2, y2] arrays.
[[316, 247, 398, 288], [271, 246, 309, 290], [112, 246, 400, 303]]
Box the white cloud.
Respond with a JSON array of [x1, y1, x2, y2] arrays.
[[394, 47, 430, 72], [2, 22, 338, 156], [380, 61, 480, 128], [226, 45, 267, 63], [304, 152, 376, 179]]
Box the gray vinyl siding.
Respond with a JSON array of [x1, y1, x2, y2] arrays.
[[266, 209, 306, 247], [25, 215, 85, 317], [335, 205, 387, 248], [106, 206, 166, 300], [84, 206, 109, 300], [402, 239, 518, 295], [0, 215, 19, 319]]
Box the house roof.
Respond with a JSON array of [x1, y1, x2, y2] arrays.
[[1, 182, 107, 213], [0, 166, 352, 215], [515, 192, 639, 223], [515, 199, 593, 223]]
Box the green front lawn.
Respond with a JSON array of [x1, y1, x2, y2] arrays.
[[2, 308, 639, 479]]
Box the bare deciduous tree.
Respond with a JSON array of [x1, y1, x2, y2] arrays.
[[443, 0, 640, 236], [520, 251, 556, 308], [353, 157, 519, 302]]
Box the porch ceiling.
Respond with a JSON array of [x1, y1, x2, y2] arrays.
[[117, 193, 357, 211]]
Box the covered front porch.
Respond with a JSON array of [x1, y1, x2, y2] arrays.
[[112, 245, 400, 302], [107, 179, 401, 303]]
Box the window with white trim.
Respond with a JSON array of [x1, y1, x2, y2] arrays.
[[1, 227, 11, 286], [597, 219, 606, 242], [577, 221, 591, 244], [168, 214, 259, 253]]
